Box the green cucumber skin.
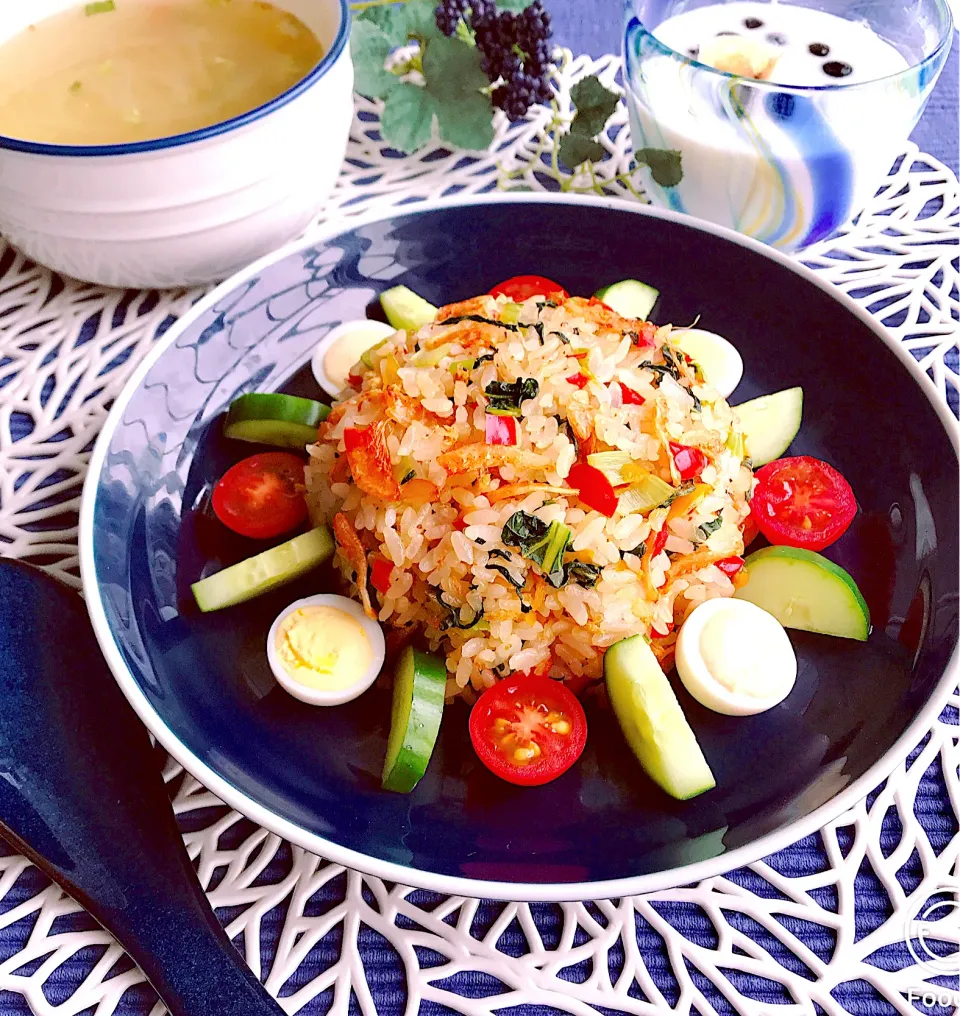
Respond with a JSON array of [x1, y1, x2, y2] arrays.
[[734, 387, 803, 467], [594, 279, 659, 321], [604, 634, 716, 800], [382, 646, 446, 793], [224, 394, 330, 449], [736, 545, 870, 641], [226, 392, 330, 425], [223, 419, 321, 449], [380, 285, 438, 333], [191, 527, 334, 613]]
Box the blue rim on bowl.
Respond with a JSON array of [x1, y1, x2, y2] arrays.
[[0, 0, 350, 158], [79, 194, 959, 902]]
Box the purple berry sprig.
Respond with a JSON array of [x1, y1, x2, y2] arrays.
[[436, 0, 553, 122], [350, 0, 555, 153]]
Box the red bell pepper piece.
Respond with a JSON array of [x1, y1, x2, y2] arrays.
[[485, 414, 518, 446], [669, 441, 708, 481], [370, 557, 393, 595], [716, 556, 745, 578], [651, 622, 674, 638], [566, 373, 591, 389], [617, 382, 645, 405], [652, 526, 670, 557], [567, 462, 618, 517]]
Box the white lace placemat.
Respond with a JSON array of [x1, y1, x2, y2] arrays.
[[0, 50, 957, 1016]]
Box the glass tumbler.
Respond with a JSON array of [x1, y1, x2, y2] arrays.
[[622, 0, 954, 251]]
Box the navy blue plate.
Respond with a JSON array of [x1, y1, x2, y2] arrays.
[[80, 196, 959, 900]]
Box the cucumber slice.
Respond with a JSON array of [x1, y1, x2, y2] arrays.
[[604, 634, 716, 800], [382, 646, 446, 792], [380, 285, 438, 332], [734, 545, 870, 641], [733, 387, 803, 467], [224, 393, 330, 449], [192, 527, 334, 613], [594, 279, 659, 320]]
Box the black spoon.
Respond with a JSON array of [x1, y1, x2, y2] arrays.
[[0, 559, 286, 1016]]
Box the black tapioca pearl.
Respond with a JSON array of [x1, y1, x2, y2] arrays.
[[808, 42, 830, 56], [766, 31, 786, 45], [744, 16, 764, 28], [822, 60, 852, 77]]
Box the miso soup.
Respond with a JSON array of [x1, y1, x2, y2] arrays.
[[0, 0, 324, 145]]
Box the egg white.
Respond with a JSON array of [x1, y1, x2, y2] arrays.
[[267, 593, 386, 706], [671, 328, 744, 399], [675, 597, 796, 716], [311, 320, 398, 399]]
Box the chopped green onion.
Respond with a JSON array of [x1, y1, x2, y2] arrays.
[[616, 474, 677, 515], [586, 451, 635, 485], [85, 1, 115, 14], [68, 81, 83, 93], [500, 302, 522, 325]]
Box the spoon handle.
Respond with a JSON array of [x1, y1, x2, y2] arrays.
[[0, 560, 286, 1016]]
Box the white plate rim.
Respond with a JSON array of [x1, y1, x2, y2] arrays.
[[79, 191, 960, 903]]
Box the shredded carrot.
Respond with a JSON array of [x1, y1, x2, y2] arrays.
[[666, 544, 744, 583], [485, 483, 574, 504], [401, 478, 438, 505]]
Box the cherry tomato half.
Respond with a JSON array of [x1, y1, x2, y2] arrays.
[[567, 461, 619, 517], [211, 452, 307, 539], [489, 275, 569, 302], [469, 674, 588, 786], [750, 455, 857, 551]]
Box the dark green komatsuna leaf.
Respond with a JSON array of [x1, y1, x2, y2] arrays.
[[635, 147, 684, 187], [696, 516, 724, 541], [381, 84, 439, 153], [350, 20, 397, 99], [501, 511, 570, 587], [558, 132, 605, 170], [483, 377, 539, 416], [355, 5, 406, 47], [569, 74, 619, 140], [565, 559, 601, 588], [423, 37, 488, 96], [435, 91, 494, 149]]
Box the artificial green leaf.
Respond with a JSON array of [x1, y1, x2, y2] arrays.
[[423, 36, 488, 96], [435, 91, 494, 149], [455, 18, 476, 46], [402, 0, 444, 42], [569, 74, 619, 140], [497, 0, 535, 10], [356, 5, 406, 47], [351, 20, 396, 99], [558, 132, 605, 169], [635, 147, 684, 187], [381, 83, 439, 152]]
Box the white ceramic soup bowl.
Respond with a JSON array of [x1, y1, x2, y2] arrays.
[[0, 0, 352, 289]]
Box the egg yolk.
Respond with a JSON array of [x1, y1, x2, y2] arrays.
[[274, 605, 373, 691], [699, 608, 788, 698]]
